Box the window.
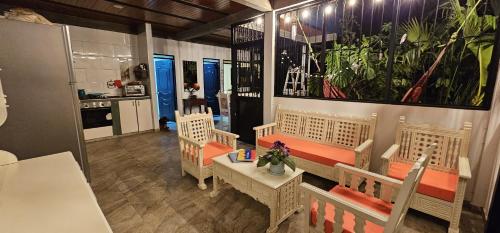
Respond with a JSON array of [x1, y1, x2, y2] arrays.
[[275, 0, 499, 109]]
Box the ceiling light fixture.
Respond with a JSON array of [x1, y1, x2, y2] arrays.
[[324, 5, 333, 14], [348, 0, 357, 7], [113, 4, 124, 9], [301, 9, 310, 18], [284, 15, 291, 24], [374, 0, 383, 3], [256, 17, 263, 24]]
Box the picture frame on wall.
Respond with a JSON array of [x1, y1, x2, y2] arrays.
[[183, 60, 197, 89]]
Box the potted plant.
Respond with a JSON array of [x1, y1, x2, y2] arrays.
[[184, 83, 200, 99], [257, 141, 296, 175]]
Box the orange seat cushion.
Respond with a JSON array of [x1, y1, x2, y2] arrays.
[[310, 186, 392, 233], [202, 142, 233, 166], [387, 161, 458, 202], [257, 133, 355, 167]]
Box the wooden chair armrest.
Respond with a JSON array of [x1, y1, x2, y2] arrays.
[[458, 157, 471, 179], [253, 122, 277, 131], [354, 139, 373, 169], [212, 129, 239, 149], [381, 144, 400, 161], [212, 129, 240, 139], [253, 122, 277, 140], [178, 135, 205, 148], [354, 139, 373, 153], [301, 183, 388, 227], [380, 144, 399, 175], [336, 163, 403, 188]]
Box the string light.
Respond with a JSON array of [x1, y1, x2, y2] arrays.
[[348, 0, 357, 7], [324, 5, 333, 14], [256, 17, 263, 24], [301, 9, 310, 18], [284, 15, 291, 23]]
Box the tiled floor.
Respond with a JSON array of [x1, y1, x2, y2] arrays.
[[86, 131, 485, 233]]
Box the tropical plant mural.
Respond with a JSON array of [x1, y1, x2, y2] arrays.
[[275, 0, 499, 108]]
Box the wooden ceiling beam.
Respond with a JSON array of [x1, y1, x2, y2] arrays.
[[170, 0, 229, 16], [231, 0, 272, 12], [104, 0, 205, 23], [175, 8, 261, 41]]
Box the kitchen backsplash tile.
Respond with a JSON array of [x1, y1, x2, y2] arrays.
[[69, 26, 139, 95]]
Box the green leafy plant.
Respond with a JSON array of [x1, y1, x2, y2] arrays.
[[257, 141, 295, 171]]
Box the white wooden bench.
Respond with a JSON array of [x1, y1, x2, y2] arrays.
[[254, 106, 377, 181], [175, 108, 239, 190], [380, 117, 472, 233]]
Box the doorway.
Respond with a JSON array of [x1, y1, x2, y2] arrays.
[[203, 58, 221, 115], [154, 54, 177, 128], [223, 60, 232, 93]]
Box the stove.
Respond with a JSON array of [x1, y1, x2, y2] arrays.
[[80, 100, 112, 109], [80, 100, 113, 140]]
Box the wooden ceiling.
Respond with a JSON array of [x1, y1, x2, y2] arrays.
[[0, 0, 267, 46]]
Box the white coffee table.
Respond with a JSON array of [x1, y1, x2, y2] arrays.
[[210, 155, 304, 233]]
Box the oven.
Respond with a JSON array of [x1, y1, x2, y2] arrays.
[[80, 100, 113, 140]]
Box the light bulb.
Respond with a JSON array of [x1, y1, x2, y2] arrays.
[[348, 0, 356, 7], [324, 5, 333, 14], [284, 15, 291, 23], [256, 17, 263, 24], [374, 0, 383, 3], [301, 9, 310, 18]]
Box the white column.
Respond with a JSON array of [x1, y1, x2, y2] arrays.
[[138, 23, 159, 130], [263, 11, 276, 123], [480, 63, 500, 214]]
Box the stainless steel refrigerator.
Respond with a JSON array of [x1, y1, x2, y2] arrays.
[[0, 19, 89, 179]]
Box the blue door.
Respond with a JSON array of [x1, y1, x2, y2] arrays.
[[154, 55, 176, 121], [203, 59, 221, 115]]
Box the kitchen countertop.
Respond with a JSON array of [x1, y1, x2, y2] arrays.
[[79, 96, 151, 103], [0, 152, 113, 233]]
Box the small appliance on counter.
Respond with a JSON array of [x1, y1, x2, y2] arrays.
[[77, 89, 86, 100], [124, 81, 145, 96]]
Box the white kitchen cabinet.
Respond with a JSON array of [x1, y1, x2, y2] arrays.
[[119, 100, 139, 134], [136, 99, 153, 131], [118, 98, 153, 134]]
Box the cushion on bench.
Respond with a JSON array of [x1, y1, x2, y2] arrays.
[[257, 133, 355, 167], [202, 142, 233, 166], [387, 161, 458, 202], [310, 186, 392, 233]]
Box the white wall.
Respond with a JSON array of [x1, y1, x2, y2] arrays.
[[152, 38, 231, 113], [272, 97, 492, 205], [68, 26, 139, 96], [484, 64, 500, 216]]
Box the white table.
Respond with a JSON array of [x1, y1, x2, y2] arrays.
[[210, 156, 304, 233], [0, 152, 112, 233]]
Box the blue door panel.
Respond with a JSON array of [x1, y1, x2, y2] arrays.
[[203, 60, 221, 115], [155, 57, 176, 121]]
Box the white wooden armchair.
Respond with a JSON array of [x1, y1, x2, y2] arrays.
[[175, 108, 239, 190], [301, 145, 434, 233], [380, 117, 472, 233]]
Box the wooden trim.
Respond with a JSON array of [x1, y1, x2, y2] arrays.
[[176, 8, 261, 40], [104, 0, 206, 23], [170, 0, 229, 16]]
